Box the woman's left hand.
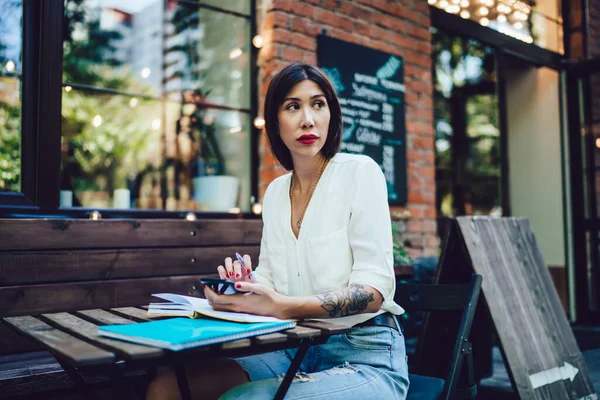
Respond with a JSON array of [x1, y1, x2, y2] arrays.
[[203, 282, 291, 320]]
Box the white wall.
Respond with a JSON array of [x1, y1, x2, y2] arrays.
[[505, 58, 565, 266]]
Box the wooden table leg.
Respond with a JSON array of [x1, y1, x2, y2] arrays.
[[54, 358, 101, 400], [173, 362, 193, 400], [273, 338, 314, 400]]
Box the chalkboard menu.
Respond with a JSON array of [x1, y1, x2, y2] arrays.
[[317, 35, 407, 205]]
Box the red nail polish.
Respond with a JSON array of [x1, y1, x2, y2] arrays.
[[235, 283, 241, 288], [235, 273, 241, 278], [246, 269, 251, 274]]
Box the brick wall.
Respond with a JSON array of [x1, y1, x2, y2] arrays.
[[255, 0, 438, 258]]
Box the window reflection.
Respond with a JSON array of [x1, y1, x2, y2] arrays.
[[433, 30, 502, 217], [61, 0, 252, 212], [165, 1, 251, 109], [0, 0, 22, 192]]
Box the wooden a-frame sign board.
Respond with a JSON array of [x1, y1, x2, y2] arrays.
[[434, 217, 597, 400]]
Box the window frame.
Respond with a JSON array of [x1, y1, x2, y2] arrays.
[[0, 0, 260, 219]]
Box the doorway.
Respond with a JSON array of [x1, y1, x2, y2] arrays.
[[566, 58, 600, 324]]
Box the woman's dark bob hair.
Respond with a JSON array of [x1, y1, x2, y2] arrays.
[[264, 62, 343, 171]]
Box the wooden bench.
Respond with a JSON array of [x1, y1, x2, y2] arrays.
[[0, 217, 263, 398]]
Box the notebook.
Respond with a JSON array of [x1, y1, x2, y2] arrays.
[[98, 318, 296, 351], [147, 293, 290, 323]]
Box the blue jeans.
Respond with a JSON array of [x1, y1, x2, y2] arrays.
[[220, 325, 409, 400]]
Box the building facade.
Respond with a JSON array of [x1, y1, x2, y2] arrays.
[[0, 0, 599, 324]]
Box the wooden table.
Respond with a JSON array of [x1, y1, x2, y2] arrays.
[[2, 307, 351, 400]]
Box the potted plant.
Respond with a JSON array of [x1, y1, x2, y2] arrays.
[[391, 209, 414, 278]]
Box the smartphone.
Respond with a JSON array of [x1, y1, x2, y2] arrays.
[[200, 277, 241, 295]]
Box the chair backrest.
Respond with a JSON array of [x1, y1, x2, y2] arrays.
[[395, 274, 482, 400]]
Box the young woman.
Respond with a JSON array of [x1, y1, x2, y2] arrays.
[[146, 63, 409, 400]]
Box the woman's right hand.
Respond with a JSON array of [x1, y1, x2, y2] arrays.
[[217, 254, 255, 283]]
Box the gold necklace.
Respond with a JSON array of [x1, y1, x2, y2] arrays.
[[290, 158, 328, 229]]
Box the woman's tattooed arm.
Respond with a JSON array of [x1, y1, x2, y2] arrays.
[[317, 284, 377, 317]]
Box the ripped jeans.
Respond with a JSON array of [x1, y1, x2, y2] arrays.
[[219, 326, 409, 400]]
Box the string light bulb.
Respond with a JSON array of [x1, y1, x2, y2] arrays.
[[252, 202, 263, 215], [89, 211, 102, 220], [252, 35, 264, 48], [185, 212, 197, 221], [254, 117, 265, 129]]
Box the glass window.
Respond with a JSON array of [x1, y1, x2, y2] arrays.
[[61, 0, 252, 212], [0, 0, 22, 192], [433, 30, 503, 216], [429, 0, 564, 54]]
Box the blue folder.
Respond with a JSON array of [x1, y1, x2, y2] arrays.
[[98, 318, 296, 351]]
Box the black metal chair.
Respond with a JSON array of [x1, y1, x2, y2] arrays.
[[399, 274, 483, 400]]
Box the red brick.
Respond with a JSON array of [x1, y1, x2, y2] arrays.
[[369, 40, 403, 58], [258, 42, 278, 63], [405, 23, 431, 41], [425, 207, 437, 219], [272, 28, 317, 51], [329, 28, 365, 47], [407, 107, 433, 122], [423, 219, 437, 233], [407, 81, 432, 99], [419, 96, 434, 110], [405, 49, 431, 68], [408, 191, 435, 205], [289, 2, 315, 18], [262, 150, 279, 168], [416, 166, 435, 179], [281, 46, 307, 62], [405, 91, 419, 105], [425, 233, 440, 247], [416, 40, 432, 55], [408, 176, 421, 190], [354, 21, 371, 38], [424, 151, 435, 165], [407, 149, 423, 163], [389, 31, 414, 49], [270, 0, 293, 12], [262, 59, 289, 80], [291, 17, 320, 36], [369, 24, 390, 42], [406, 121, 435, 137], [314, 8, 354, 31], [373, 13, 405, 32], [406, 219, 424, 233], [321, 0, 338, 10], [406, 205, 425, 219], [339, 2, 373, 23], [260, 167, 287, 184], [263, 11, 290, 29], [303, 53, 317, 65], [424, 180, 436, 193]]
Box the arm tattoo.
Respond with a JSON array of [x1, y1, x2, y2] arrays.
[[317, 284, 375, 317]]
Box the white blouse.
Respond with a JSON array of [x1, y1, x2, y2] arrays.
[[254, 153, 404, 327]]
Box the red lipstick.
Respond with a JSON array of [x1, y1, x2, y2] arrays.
[[297, 134, 319, 145]]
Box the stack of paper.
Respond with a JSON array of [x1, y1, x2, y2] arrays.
[[148, 293, 290, 323]]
